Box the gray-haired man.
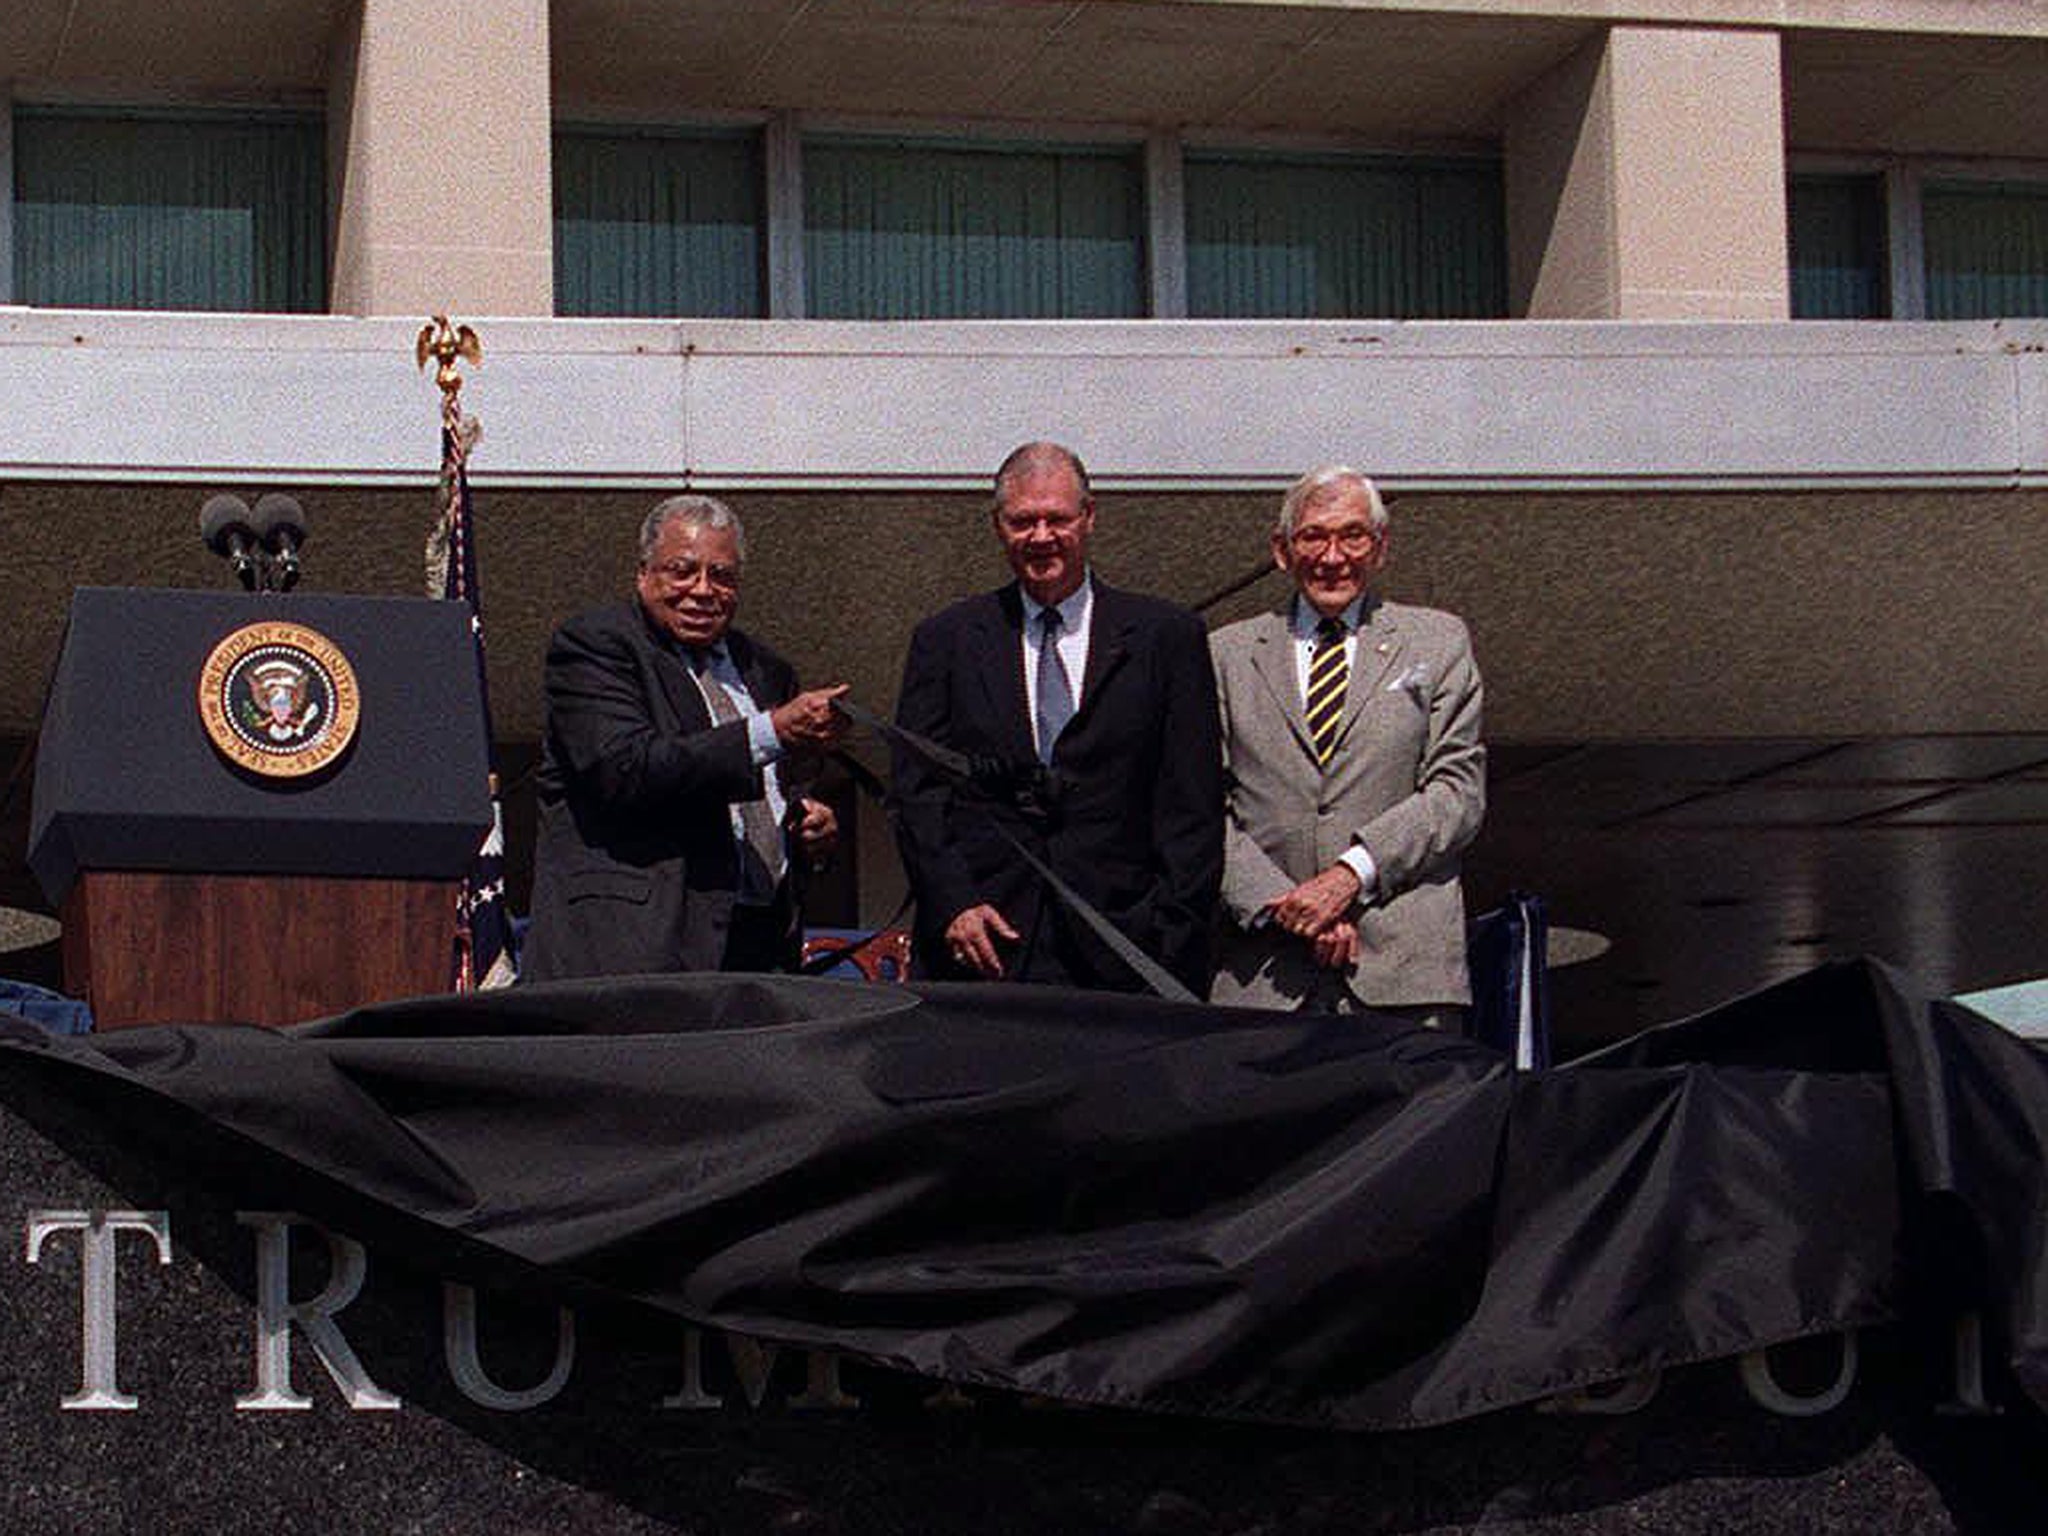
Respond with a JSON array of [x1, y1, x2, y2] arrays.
[[1209, 467, 1484, 1028], [524, 495, 848, 981]]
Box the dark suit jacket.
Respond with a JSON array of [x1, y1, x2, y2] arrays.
[[891, 580, 1223, 993], [522, 600, 801, 982]]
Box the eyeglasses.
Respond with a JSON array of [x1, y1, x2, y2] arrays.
[[1289, 525, 1378, 557], [645, 558, 740, 593]]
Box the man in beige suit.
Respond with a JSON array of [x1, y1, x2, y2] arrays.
[[1209, 466, 1485, 1027]]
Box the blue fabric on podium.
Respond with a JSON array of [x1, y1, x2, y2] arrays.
[[0, 978, 92, 1035]]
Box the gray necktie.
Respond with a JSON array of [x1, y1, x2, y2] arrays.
[[693, 651, 784, 901], [1035, 607, 1075, 764]]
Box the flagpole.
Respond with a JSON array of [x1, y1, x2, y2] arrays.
[[419, 315, 482, 607], [418, 317, 517, 990]]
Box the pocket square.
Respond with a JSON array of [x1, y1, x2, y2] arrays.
[[1385, 662, 1431, 700]]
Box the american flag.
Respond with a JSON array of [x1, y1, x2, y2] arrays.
[[426, 410, 519, 990]]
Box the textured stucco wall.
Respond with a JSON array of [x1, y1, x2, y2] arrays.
[[6, 481, 2047, 742], [7, 480, 2047, 925]]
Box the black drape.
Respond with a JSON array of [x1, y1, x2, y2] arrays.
[[1, 958, 2041, 1430]]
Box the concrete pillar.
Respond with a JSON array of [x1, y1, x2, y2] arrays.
[[764, 112, 806, 320], [326, 0, 554, 316], [1145, 128, 1188, 320], [1506, 27, 1788, 320], [0, 82, 14, 305]]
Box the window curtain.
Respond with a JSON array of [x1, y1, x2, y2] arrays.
[[1924, 182, 2048, 320], [1185, 154, 1505, 319], [553, 129, 764, 318], [13, 109, 324, 313], [803, 139, 1143, 319], [1787, 174, 1887, 319]]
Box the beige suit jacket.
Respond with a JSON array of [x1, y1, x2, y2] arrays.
[[1209, 597, 1485, 1009]]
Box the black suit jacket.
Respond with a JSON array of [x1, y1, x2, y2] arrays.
[[522, 601, 801, 982], [891, 581, 1223, 993]]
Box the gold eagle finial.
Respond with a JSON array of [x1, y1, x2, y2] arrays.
[[415, 315, 482, 407]]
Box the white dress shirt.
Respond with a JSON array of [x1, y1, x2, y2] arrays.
[[1020, 576, 1094, 760], [688, 642, 788, 904]]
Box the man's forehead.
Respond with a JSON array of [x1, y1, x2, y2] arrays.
[[1001, 465, 1087, 507], [651, 521, 739, 559], [1297, 487, 1375, 525]]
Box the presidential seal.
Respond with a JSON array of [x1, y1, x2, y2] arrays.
[[198, 621, 360, 779]]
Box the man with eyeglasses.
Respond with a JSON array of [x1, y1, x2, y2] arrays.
[[1209, 467, 1484, 1028], [523, 495, 850, 982], [891, 441, 1222, 993]]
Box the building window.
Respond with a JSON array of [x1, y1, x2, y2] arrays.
[[1787, 174, 1887, 318], [554, 127, 764, 318], [1923, 180, 2048, 320], [802, 137, 1144, 320], [1183, 152, 1505, 319], [12, 108, 324, 313]]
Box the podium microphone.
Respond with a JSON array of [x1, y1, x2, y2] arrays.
[[253, 493, 308, 592], [199, 494, 261, 591]]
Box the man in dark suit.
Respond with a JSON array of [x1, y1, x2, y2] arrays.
[[522, 495, 849, 982], [891, 442, 1222, 993]]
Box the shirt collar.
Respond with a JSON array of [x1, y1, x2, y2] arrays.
[[1290, 594, 1363, 641], [1021, 573, 1094, 633], [679, 638, 730, 673]]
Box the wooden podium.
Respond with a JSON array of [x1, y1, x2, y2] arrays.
[[30, 588, 492, 1029]]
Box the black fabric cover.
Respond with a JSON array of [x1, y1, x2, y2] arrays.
[[0, 958, 2042, 1430]]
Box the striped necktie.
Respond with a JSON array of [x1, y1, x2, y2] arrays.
[[1305, 617, 1348, 767]]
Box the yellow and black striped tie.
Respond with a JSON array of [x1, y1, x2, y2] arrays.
[[1305, 617, 1348, 767]]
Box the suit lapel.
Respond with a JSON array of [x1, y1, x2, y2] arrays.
[[1245, 605, 1316, 762], [983, 588, 1037, 762], [1337, 596, 1404, 754], [1070, 581, 1131, 740], [642, 605, 713, 733]]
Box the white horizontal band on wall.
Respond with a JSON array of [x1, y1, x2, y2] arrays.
[[3, 309, 2046, 492]]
